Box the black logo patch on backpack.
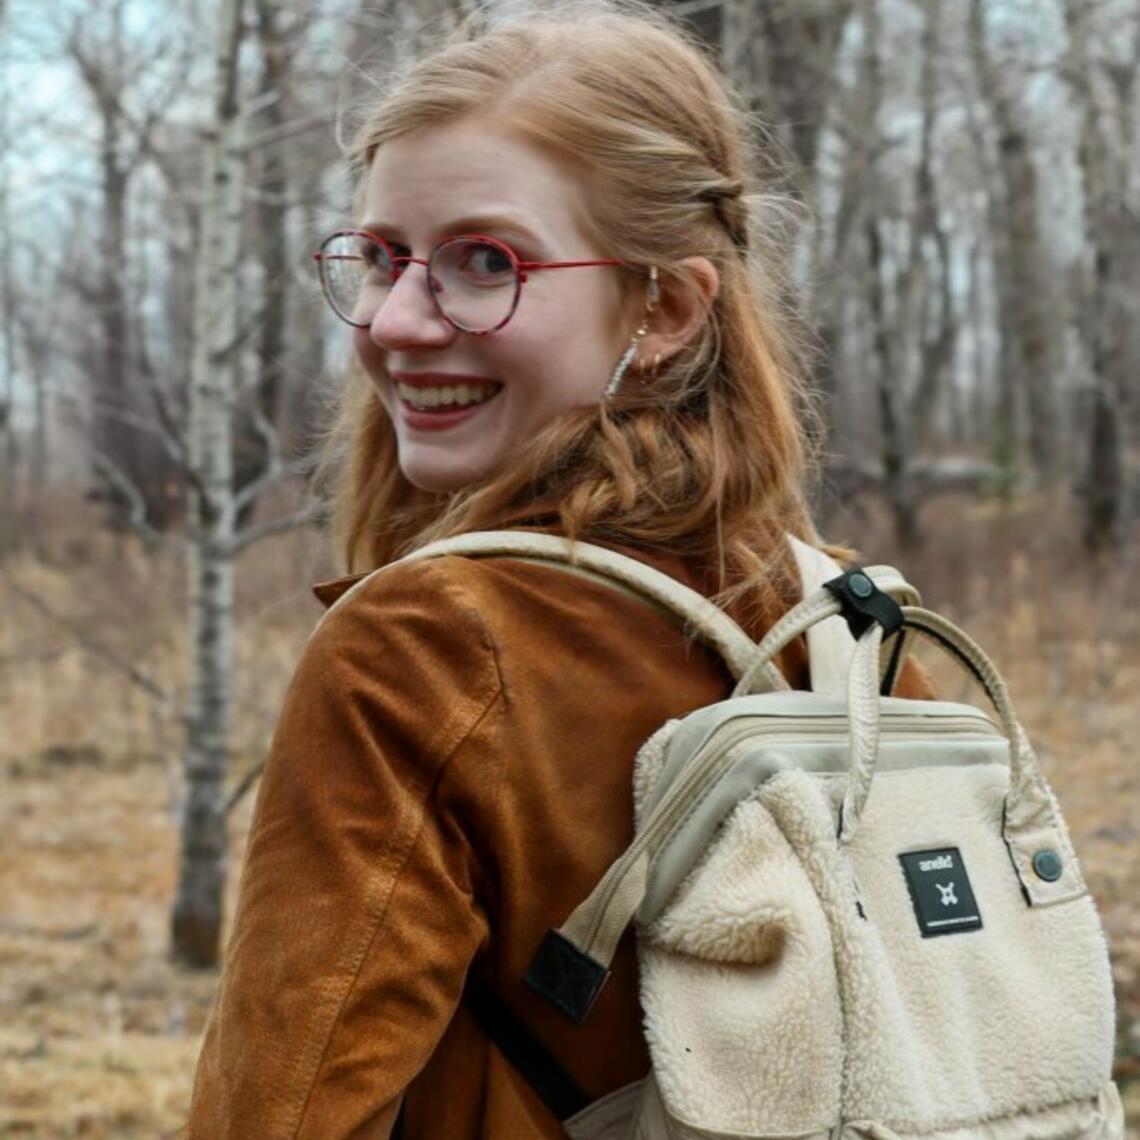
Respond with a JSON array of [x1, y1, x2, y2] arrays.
[[898, 847, 983, 938]]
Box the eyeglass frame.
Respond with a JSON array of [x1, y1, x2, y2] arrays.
[[313, 228, 630, 336]]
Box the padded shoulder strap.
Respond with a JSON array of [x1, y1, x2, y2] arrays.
[[786, 535, 854, 697], [785, 535, 923, 697], [323, 529, 920, 696], [341, 530, 786, 691]]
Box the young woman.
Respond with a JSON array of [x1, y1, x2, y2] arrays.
[[184, 4, 932, 1138]]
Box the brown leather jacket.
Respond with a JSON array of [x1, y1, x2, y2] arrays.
[[183, 538, 933, 1140]]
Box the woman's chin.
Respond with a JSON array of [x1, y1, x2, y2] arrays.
[[397, 450, 498, 495]]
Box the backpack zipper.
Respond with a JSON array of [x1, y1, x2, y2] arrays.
[[581, 713, 1003, 955]]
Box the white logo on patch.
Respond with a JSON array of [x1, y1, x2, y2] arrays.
[[936, 881, 958, 907]]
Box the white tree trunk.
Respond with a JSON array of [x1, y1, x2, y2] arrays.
[[968, 0, 1059, 480], [0, 0, 17, 552], [172, 0, 246, 968], [1063, 0, 1130, 557]]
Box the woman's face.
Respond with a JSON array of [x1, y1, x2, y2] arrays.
[[354, 119, 638, 493]]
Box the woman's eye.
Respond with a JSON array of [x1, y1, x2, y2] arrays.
[[357, 240, 402, 281], [387, 244, 412, 278], [465, 242, 513, 275], [358, 240, 385, 266]]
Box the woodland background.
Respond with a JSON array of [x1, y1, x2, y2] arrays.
[[1, 0, 1138, 1135]]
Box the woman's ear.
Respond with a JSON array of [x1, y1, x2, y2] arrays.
[[641, 256, 720, 365]]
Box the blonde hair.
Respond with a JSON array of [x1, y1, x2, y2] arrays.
[[325, 0, 821, 623]]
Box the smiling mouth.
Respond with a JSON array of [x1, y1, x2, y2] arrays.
[[395, 381, 503, 412]]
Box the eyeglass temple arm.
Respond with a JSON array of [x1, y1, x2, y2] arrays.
[[516, 258, 625, 269]]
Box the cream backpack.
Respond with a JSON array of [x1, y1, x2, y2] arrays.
[[399, 531, 1123, 1140]]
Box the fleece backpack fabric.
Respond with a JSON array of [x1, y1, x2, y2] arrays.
[[396, 531, 1123, 1140]]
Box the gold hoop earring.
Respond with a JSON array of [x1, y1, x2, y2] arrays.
[[633, 350, 662, 376]]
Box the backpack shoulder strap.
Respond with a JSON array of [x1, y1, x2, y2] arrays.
[[387, 530, 788, 691], [323, 529, 920, 697], [786, 534, 855, 697], [785, 534, 922, 696]]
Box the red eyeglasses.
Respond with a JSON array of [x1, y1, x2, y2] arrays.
[[313, 229, 627, 335]]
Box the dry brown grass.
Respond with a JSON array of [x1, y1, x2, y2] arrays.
[[1, 496, 332, 1138], [1, 492, 1137, 1137]]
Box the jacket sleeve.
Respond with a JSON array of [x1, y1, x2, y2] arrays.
[[894, 653, 937, 699], [183, 563, 503, 1140]]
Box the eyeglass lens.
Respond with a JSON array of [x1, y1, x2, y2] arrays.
[[319, 233, 520, 333]]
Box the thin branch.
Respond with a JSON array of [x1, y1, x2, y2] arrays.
[[4, 572, 171, 704], [89, 447, 165, 545], [226, 499, 325, 555], [141, 366, 196, 473], [150, 695, 183, 824], [242, 109, 335, 154], [234, 451, 319, 513], [50, 399, 165, 544], [232, 386, 319, 513], [55, 388, 208, 506], [56, 389, 180, 456], [225, 760, 263, 815], [216, 300, 268, 363], [240, 86, 281, 122]]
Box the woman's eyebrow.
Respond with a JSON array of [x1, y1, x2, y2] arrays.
[[444, 214, 545, 243], [356, 214, 545, 244]]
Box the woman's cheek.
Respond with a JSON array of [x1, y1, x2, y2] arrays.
[[351, 337, 393, 405], [351, 325, 372, 356]]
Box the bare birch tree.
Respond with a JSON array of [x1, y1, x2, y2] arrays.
[[62, 1, 193, 529], [858, 0, 923, 548], [170, 0, 247, 968], [233, 0, 294, 527], [0, 0, 17, 551], [967, 0, 1065, 483], [1061, 0, 1139, 556]]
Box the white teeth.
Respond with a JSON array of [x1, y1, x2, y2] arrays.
[[396, 382, 499, 410]]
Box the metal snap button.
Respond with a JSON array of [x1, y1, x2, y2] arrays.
[[1032, 849, 1063, 882], [850, 572, 874, 599]]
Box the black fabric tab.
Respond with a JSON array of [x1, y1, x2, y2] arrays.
[[823, 568, 904, 640], [898, 847, 983, 938], [523, 928, 610, 1025], [464, 975, 592, 1121]]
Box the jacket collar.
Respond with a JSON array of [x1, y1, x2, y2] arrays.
[[310, 500, 566, 610], [309, 501, 758, 611], [312, 574, 369, 609]]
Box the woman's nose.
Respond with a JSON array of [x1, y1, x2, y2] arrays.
[[368, 263, 454, 350]]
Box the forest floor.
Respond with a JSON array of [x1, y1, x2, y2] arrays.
[[1, 495, 1138, 1137]]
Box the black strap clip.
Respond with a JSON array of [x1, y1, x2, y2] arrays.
[[823, 568, 904, 641], [523, 928, 610, 1026]]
